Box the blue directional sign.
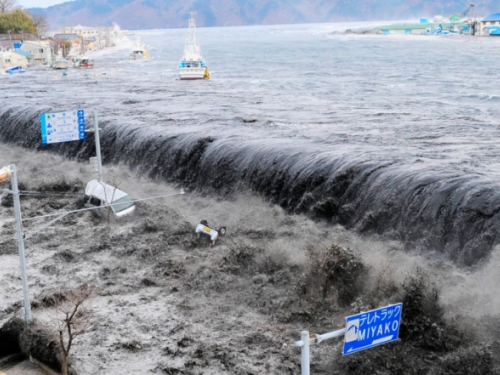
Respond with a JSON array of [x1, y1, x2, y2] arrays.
[[343, 302, 402, 355], [40, 110, 86, 144]]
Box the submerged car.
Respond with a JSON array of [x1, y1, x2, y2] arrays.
[[84, 179, 135, 220], [195, 220, 226, 246]]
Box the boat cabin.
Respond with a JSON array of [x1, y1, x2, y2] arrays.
[[84, 179, 135, 220], [77, 58, 94, 68], [179, 60, 206, 69]]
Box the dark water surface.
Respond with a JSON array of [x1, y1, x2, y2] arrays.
[[2, 23, 500, 265]]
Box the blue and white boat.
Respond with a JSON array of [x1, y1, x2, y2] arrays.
[[178, 12, 209, 80], [5, 66, 26, 74]]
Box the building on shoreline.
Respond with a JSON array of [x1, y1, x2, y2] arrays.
[[375, 21, 468, 35], [64, 25, 99, 38], [370, 11, 500, 36], [20, 40, 52, 64], [57, 23, 126, 50], [0, 23, 126, 71], [471, 12, 500, 36], [0, 49, 33, 69]]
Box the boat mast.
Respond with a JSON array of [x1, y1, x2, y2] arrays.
[[184, 11, 202, 60]]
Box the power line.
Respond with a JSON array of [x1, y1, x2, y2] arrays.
[[21, 191, 185, 222], [19, 191, 82, 198]]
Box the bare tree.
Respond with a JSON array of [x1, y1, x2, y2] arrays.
[[53, 285, 95, 375], [0, 0, 16, 13], [29, 12, 50, 36]]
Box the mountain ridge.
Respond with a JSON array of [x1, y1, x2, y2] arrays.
[[29, 0, 498, 30]]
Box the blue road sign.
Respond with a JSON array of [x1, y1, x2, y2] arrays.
[[40, 110, 86, 144], [343, 302, 402, 355]]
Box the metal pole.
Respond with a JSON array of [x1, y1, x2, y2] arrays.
[[300, 330, 310, 375], [295, 327, 345, 373], [10, 164, 32, 324], [314, 328, 346, 344], [93, 111, 103, 181]]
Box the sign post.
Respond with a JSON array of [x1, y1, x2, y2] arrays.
[[40, 109, 86, 145], [299, 331, 310, 375], [295, 328, 346, 375], [40, 109, 103, 181], [93, 111, 103, 181], [295, 303, 403, 374]]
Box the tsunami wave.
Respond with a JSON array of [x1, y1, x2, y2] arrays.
[[1, 105, 499, 267]]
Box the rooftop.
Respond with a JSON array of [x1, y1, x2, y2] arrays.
[[13, 49, 33, 58], [53, 33, 83, 40], [483, 12, 500, 21]]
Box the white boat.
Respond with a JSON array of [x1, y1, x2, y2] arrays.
[[52, 59, 71, 69], [178, 12, 209, 80], [52, 50, 71, 69], [130, 37, 149, 59]]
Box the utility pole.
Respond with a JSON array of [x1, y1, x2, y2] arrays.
[[0, 165, 32, 324], [93, 111, 103, 181]]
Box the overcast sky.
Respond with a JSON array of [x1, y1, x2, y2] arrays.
[[18, 0, 69, 8]]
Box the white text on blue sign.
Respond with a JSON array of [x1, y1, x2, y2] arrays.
[[40, 110, 86, 145], [343, 302, 402, 355]]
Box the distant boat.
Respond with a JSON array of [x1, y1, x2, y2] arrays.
[[130, 37, 150, 59], [178, 12, 209, 80]]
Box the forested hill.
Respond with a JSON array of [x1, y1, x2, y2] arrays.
[[30, 0, 498, 29]]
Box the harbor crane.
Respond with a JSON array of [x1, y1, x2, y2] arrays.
[[448, 4, 475, 34], [459, 4, 475, 35], [449, 4, 474, 23], [460, 4, 474, 19]]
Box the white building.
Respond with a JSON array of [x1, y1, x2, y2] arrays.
[[64, 25, 99, 38], [20, 40, 52, 64], [0, 49, 33, 70], [472, 12, 500, 36]]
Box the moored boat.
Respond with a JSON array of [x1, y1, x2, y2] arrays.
[[178, 12, 209, 80]]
